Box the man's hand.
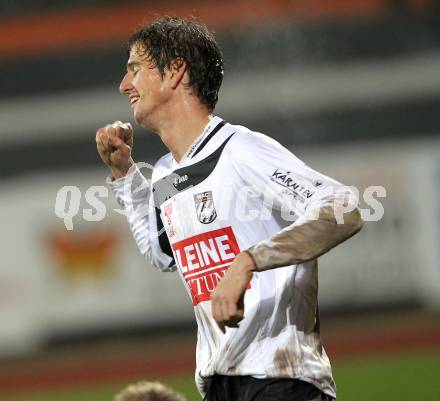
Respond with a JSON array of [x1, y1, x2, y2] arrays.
[[210, 252, 255, 333], [96, 121, 134, 179]]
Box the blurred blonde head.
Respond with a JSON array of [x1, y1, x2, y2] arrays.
[[113, 381, 186, 401]]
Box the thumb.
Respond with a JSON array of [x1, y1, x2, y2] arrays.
[[121, 123, 133, 143], [122, 122, 132, 131]]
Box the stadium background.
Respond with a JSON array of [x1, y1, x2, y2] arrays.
[[1, 0, 439, 400]]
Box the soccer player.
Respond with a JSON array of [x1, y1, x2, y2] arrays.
[[96, 17, 363, 401], [113, 381, 186, 401]]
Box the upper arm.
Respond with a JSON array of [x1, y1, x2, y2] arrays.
[[229, 132, 354, 221]]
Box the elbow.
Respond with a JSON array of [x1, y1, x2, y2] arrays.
[[322, 204, 363, 236]]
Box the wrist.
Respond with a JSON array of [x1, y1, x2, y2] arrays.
[[239, 251, 256, 276], [110, 159, 134, 180]]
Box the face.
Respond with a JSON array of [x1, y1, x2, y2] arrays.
[[119, 44, 171, 128]]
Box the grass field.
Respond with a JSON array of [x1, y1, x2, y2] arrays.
[[1, 311, 439, 401], [2, 350, 439, 401]]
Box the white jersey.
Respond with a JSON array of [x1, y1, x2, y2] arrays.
[[109, 116, 341, 398]]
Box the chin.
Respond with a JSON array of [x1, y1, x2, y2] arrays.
[[133, 109, 146, 125], [134, 111, 154, 131], [133, 114, 142, 125]]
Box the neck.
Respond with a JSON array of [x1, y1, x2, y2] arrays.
[[157, 104, 212, 162]]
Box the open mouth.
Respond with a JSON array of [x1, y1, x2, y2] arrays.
[[130, 96, 139, 106]]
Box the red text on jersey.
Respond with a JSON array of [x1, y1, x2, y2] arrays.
[[172, 227, 242, 305]]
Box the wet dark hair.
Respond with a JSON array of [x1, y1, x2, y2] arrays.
[[127, 17, 224, 113]]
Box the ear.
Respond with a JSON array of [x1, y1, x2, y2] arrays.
[[168, 58, 187, 90]]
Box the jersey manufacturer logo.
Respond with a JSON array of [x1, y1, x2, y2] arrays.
[[173, 174, 188, 186], [172, 227, 244, 305], [194, 191, 217, 224]]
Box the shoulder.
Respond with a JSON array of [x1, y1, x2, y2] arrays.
[[227, 123, 282, 149], [225, 123, 302, 166]]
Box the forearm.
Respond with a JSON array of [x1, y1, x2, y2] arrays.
[[107, 166, 175, 271], [107, 162, 145, 207], [246, 205, 363, 271]]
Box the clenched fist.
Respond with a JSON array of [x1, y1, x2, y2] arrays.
[[211, 252, 255, 333], [96, 121, 134, 179]]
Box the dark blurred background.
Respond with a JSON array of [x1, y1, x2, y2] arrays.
[[0, 1, 439, 400]]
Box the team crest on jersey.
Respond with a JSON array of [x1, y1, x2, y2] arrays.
[[194, 191, 217, 224]]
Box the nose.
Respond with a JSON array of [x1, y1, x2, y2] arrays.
[[119, 72, 132, 95]]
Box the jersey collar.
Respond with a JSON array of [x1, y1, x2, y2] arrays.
[[173, 116, 225, 167]]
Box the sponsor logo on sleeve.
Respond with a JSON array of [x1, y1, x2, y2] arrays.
[[172, 227, 249, 305], [271, 169, 315, 202], [194, 191, 217, 224]]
